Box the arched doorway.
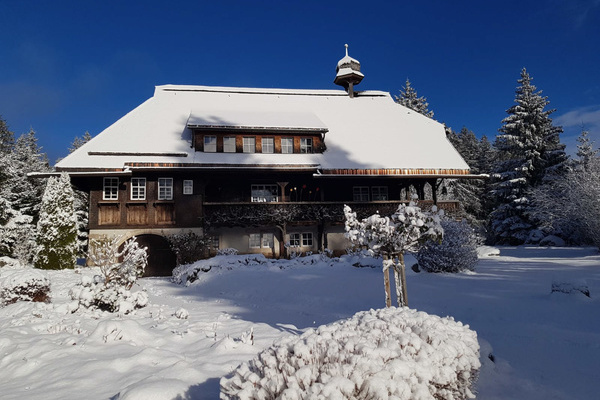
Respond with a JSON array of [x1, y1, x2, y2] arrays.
[[134, 234, 176, 277]]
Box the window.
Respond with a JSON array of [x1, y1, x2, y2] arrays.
[[302, 233, 313, 247], [353, 186, 370, 202], [249, 233, 261, 248], [204, 136, 217, 152], [289, 232, 313, 247], [243, 137, 256, 153], [158, 178, 173, 200], [371, 186, 389, 201], [289, 233, 301, 247], [103, 177, 119, 200], [251, 184, 278, 202], [223, 136, 236, 153], [300, 138, 313, 154], [281, 137, 293, 154], [210, 236, 220, 251], [130, 177, 146, 200], [262, 137, 274, 153], [262, 233, 274, 248], [183, 180, 193, 195]]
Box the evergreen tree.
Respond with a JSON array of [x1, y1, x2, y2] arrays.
[[490, 68, 567, 244], [68, 131, 93, 154], [575, 127, 597, 171], [395, 78, 434, 118], [9, 129, 51, 219], [34, 173, 78, 270]]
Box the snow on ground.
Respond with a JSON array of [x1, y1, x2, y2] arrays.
[[1, 247, 600, 399]]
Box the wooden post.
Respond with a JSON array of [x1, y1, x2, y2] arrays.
[[383, 254, 392, 308]]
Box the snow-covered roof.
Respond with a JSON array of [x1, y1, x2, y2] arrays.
[[56, 84, 470, 175]]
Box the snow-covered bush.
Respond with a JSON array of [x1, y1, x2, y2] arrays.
[[166, 231, 208, 265], [34, 173, 78, 270], [70, 236, 148, 313], [417, 219, 478, 273], [218, 248, 238, 256], [0, 269, 51, 306], [221, 307, 480, 400], [172, 254, 268, 285]]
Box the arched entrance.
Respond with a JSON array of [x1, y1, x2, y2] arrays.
[[134, 234, 176, 277]]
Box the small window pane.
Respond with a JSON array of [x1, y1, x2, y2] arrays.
[[183, 180, 193, 195], [262, 233, 274, 248], [204, 136, 217, 152], [353, 186, 370, 202], [371, 186, 388, 201], [281, 138, 293, 154], [302, 233, 313, 247], [223, 136, 236, 153], [300, 138, 313, 154], [262, 137, 274, 153], [249, 233, 261, 248], [158, 178, 173, 200], [103, 177, 119, 200], [243, 137, 256, 153], [289, 233, 301, 247], [130, 177, 146, 200]]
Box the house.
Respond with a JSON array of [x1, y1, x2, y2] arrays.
[[56, 46, 473, 276]]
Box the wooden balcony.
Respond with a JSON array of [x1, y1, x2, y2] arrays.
[[202, 200, 459, 227]]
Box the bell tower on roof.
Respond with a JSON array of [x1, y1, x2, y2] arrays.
[[334, 44, 364, 98]]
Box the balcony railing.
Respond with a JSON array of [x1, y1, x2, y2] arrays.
[[203, 200, 459, 227]]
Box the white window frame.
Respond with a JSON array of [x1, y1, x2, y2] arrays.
[[261, 233, 274, 248], [130, 177, 146, 200], [103, 177, 119, 200], [262, 137, 274, 153], [302, 232, 313, 247], [223, 136, 236, 153], [243, 137, 256, 153], [158, 178, 173, 200], [249, 233, 261, 248], [204, 135, 217, 152], [251, 184, 278, 202], [281, 137, 293, 154], [300, 138, 313, 154], [289, 233, 301, 247], [371, 186, 389, 201], [353, 186, 370, 202], [183, 180, 193, 195]]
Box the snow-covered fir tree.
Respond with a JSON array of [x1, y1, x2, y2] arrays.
[[34, 173, 78, 270], [395, 78, 434, 118], [8, 129, 51, 220], [575, 127, 597, 171], [68, 131, 92, 154], [490, 68, 568, 244]]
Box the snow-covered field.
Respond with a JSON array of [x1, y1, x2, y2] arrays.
[[1, 247, 599, 399]]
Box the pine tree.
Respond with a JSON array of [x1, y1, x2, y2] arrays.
[[395, 78, 434, 118], [490, 68, 567, 244], [34, 173, 78, 270]]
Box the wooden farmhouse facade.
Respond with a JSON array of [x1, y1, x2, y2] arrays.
[[56, 48, 475, 275]]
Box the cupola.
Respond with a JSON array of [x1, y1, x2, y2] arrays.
[[334, 44, 364, 98]]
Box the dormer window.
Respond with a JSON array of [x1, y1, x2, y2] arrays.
[[223, 136, 236, 153], [262, 137, 274, 153], [243, 137, 256, 153], [281, 138, 293, 154], [204, 136, 217, 152], [300, 138, 313, 154]]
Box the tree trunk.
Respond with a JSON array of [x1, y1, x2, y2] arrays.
[[397, 253, 409, 307], [382, 255, 392, 308]]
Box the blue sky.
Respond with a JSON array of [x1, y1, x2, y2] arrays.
[[1, 0, 599, 165]]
